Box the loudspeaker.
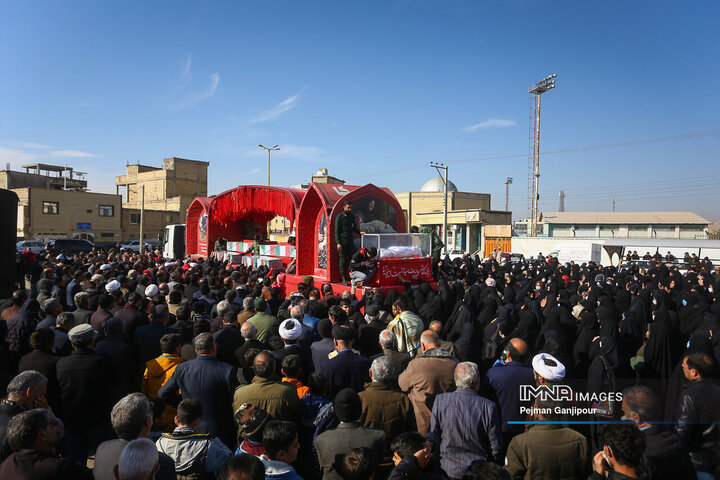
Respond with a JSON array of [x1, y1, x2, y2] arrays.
[[0, 189, 19, 299]]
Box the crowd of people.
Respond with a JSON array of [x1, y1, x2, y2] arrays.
[[0, 241, 719, 480]]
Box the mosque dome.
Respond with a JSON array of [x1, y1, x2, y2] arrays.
[[420, 175, 458, 193]]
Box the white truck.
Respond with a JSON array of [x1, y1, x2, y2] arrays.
[[161, 224, 186, 260]]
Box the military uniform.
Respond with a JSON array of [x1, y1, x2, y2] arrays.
[[335, 210, 360, 283]]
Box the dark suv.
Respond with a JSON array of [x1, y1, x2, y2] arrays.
[[46, 239, 95, 255]]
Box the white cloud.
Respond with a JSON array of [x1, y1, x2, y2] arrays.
[[174, 72, 220, 109], [21, 142, 54, 150], [251, 90, 304, 123], [50, 150, 99, 158], [463, 118, 517, 132], [275, 145, 324, 159], [248, 168, 261, 175], [180, 53, 193, 82], [0, 146, 38, 165]]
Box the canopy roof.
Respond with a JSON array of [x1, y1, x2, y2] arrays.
[[211, 186, 306, 227]]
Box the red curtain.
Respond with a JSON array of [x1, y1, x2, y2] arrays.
[[211, 187, 297, 227]]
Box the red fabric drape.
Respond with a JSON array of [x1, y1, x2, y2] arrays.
[[211, 187, 299, 227]]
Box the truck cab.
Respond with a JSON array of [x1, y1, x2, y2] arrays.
[[161, 224, 186, 260]]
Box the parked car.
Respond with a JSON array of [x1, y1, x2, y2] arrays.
[[447, 249, 468, 261], [119, 240, 151, 252], [46, 239, 95, 255], [501, 253, 525, 263], [16, 240, 46, 254]]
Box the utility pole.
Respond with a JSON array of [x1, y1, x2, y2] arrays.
[[258, 144, 280, 186], [559, 190, 566, 212], [139, 184, 145, 254], [528, 74, 557, 236], [430, 162, 449, 253], [504, 177, 513, 211]]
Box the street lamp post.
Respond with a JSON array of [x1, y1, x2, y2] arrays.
[[258, 144, 280, 186], [430, 162, 449, 254]]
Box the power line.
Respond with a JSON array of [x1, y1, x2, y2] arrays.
[[345, 128, 720, 181]]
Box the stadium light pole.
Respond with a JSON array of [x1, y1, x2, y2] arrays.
[[258, 144, 280, 186], [528, 74, 556, 236], [504, 177, 513, 211]]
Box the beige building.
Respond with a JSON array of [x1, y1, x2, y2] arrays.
[[395, 176, 512, 256], [14, 187, 122, 243], [540, 211, 710, 239], [1, 163, 88, 191], [115, 157, 209, 240]]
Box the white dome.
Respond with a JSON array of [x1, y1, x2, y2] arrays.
[[421, 175, 458, 192]]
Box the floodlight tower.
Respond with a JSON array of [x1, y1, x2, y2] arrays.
[[504, 177, 513, 211], [528, 74, 556, 236]]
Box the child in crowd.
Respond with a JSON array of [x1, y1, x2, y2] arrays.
[[234, 403, 271, 457], [282, 354, 311, 398], [260, 420, 303, 480]]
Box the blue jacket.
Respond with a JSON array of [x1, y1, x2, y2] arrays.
[[319, 349, 371, 397], [158, 355, 238, 448], [480, 361, 535, 434], [430, 388, 502, 479], [261, 457, 304, 480]]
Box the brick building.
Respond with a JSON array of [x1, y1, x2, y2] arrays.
[[115, 157, 209, 241]]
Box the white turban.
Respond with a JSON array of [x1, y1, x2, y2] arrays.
[[145, 284, 159, 297], [105, 280, 121, 292], [279, 319, 303, 341], [100, 264, 111, 271], [532, 353, 566, 382]]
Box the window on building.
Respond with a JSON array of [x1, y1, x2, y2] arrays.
[[100, 232, 115, 238], [130, 213, 141, 224], [99, 205, 114, 217], [42, 201, 59, 215]]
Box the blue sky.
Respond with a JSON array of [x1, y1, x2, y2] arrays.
[[1, 0, 718, 221]]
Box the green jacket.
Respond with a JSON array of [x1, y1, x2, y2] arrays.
[[420, 227, 444, 261], [247, 311, 275, 343], [335, 211, 360, 246], [232, 376, 300, 434], [504, 424, 589, 480]]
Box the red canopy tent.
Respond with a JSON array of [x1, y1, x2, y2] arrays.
[[295, 183, 406, 283], [185, 186, 306, 257], [185, 197, 212, 257]]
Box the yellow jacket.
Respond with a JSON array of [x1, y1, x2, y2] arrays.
[[143, 354, 185, 430]]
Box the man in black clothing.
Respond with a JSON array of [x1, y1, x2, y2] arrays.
[[349, 247, 378, 288], [234, 321, 265, 367], [621, 386, 693, 480], [0, 370, 48, 461], [213, 309, 245, 367], [71, 291, 94, 326], [18, 330, 60, 414], [56, 323, 114, 464], [0, 408, 92, 479], [114, 292, 148, 340], [676, 352, 720, 476], [335, 200, 364, 286], [95, 317, 138, 403], [589, 424, 647, 480], [133, 304, 170, 366]]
